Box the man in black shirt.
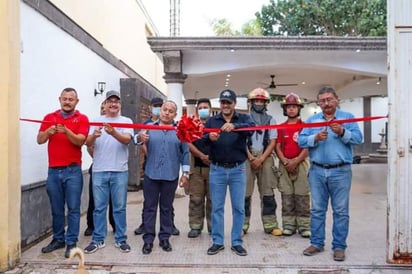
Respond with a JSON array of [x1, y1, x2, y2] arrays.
[[204, 89, 255, 256]]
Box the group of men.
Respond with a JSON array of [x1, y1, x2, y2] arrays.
[[37, 85, 362, 262]]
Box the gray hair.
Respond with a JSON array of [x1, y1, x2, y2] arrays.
[[317, 86, 338, 99]]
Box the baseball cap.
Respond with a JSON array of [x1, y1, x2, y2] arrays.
[[151, 97, 163, 106], [106, 90, 121, 100], [219, 89, 236, 103]]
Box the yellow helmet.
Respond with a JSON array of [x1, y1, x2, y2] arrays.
[[281, 93, 304, 108], [248, 88, 271, 102]]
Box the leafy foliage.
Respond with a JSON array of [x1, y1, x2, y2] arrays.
[[210, 18, 262, 36], [255, 0, 386, 36], [210, 18, 240, 36]]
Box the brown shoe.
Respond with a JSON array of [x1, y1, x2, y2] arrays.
[[333, 249, 345, 261], [303, 245, 324, 256]]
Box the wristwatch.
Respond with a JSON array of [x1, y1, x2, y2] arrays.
[[183, 172, 189, 178]]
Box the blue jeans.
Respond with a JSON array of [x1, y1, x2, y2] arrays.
[[46, 165, 83, 246], [308, 164, 352, 251], [92, 171, 128, 244], [209, 162, 246, 246]]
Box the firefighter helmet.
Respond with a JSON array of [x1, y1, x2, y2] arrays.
[[248, 88, 271, 103], [281, 93, 304, 108]]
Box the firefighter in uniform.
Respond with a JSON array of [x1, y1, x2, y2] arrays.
[[243, 88, 282, 236], [274, 93, 311, 237], [187, 98, 212, 238]]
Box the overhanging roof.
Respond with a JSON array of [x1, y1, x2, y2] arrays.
[[147, 36, 387, 101]]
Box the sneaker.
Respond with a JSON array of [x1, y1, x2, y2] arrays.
[[84, 227, 93, 236], [172, 224, 180, 236], [64, 244, 76, 258], [115, 241, 131, 253], [271, 228, 283, 236], [41, 239, 65, 253], [303, 245, 324, 256], [134, 224, 145, 235], [282, 228, 295, 236], [207, 244, 224, 255], [84, 241, 105, 254], [231, 245, 248, 256]]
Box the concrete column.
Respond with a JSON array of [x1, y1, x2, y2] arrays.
[[162, 51, 188, 119], [164, 74, 186, 119], [387, 0, 412, 263], [0, 0, 21, 271], [185, 99, 197, 117]]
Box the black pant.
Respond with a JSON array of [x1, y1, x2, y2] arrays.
[[86, 165, 115, 230]]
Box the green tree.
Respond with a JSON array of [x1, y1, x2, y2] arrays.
[[241, 19, 263, 36], [210, 18, 262, 36], [256, 0, 386, 36], [210, 18, 240, 36]]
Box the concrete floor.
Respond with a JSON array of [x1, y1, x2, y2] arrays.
[[11, 164, 412, 273]]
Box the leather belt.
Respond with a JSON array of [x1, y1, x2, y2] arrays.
[[312, 161, 348, 169], [50, 163, 79, 170], [212, 162, 241, 168]]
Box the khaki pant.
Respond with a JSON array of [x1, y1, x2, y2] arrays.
[[188, 166, 211, 231], [277, 158, 310, 232], [244, 149, 279, 233]]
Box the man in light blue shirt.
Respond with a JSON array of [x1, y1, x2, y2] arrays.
[[136, 100, 190, 254], [298, 86, 363, 262]]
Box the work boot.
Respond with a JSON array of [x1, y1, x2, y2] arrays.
[[188, 229, 201, 238]]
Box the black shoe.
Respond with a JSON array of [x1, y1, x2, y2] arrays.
[[84, 227, 93, 236], [134, 224, 145, 235], [41, 239, 65, 253], [231, 245, 247, 256], [172, 225, 180, 236], [142, 243, 153, 254], [64, 244, 76, 258], [159, 239, 172, 252], [207, 244, 224, 255], [188, 229, 201, 238]]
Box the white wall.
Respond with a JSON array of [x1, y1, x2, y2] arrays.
[[371, 97, 388, 143], [49, 0, 167, 93], [20, 3, 127, 185]]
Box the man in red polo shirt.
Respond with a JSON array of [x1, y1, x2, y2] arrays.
[[37, 87, 89, 258]]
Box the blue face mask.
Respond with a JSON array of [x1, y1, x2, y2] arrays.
[[198, 108, 210, 119], [152, 107, 160, 116]]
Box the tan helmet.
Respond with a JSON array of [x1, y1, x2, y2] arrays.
[[281, 92, 304, 108], [248, 88, 271, 103]]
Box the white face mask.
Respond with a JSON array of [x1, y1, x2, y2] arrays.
[[198, 108, 210, 119], [152, 107, 160, 116]]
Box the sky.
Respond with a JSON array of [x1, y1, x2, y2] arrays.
[[141, 0, 270, 36]]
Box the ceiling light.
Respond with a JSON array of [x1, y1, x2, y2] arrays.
[[376, 77, 381, 85], [227, 74, 231, 78]]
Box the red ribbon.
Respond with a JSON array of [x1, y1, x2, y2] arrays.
[[20, 115, 387, 143]]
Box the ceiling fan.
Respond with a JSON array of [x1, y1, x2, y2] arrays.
[[260, 74, 298, 89]]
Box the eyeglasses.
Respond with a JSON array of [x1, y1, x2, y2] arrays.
[[107, 100, 120, 105], [317, 97, 336, 105]]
